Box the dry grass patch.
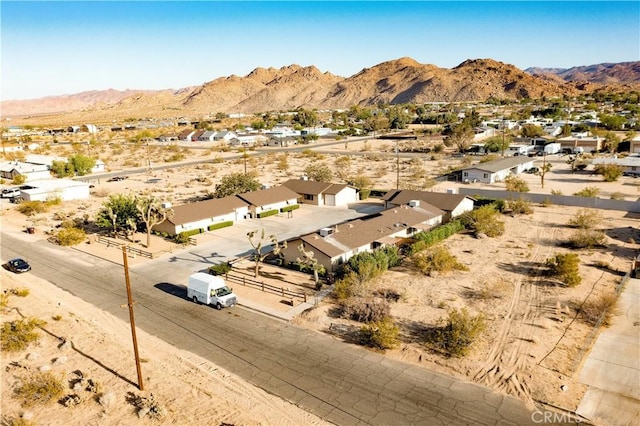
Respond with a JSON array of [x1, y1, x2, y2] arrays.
[[578, 293, 620, 327], [14, 371, 66, 407]]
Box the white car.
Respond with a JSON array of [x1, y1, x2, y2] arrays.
[[1, 188, 20, 198]]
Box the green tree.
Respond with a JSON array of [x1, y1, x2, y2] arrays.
[[602, 132, 620, 153], [461, 205, 505, 237], [95, 193, 139, 237], [68, 154, 96, 176], [50, 160, 74, 178], [293, 108, 318, 128], [214, 172, 261, 198], [304, 163, 333, 182], [594, 164, 623, 182], [445, 124, 474, 153], [520, 124, 545, 138], [136, 193, 174, 248], [483, 136, 510, 153], [430, 308, 486, 357]]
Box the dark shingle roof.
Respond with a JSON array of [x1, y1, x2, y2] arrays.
[[282, 179, 333, 195]]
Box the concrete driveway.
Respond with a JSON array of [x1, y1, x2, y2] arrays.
[[577, 277, 640, 425]]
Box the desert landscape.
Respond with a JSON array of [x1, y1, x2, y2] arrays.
[[2, 134, 638, 424]]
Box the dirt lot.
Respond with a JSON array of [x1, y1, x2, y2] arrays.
[[2, 136, 639, 424]]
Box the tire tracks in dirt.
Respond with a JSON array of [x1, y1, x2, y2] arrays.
[[473, 226, 557, 404]]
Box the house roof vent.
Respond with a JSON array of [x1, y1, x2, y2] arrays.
[[408, 200, 420, 207]]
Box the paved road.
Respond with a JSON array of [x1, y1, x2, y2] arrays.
[[2, 231, 542, 425]]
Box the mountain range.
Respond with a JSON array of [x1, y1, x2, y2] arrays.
[[3, 58, 639, 121]]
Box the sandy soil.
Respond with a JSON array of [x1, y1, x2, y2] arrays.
[[2, 136, 639, 424]]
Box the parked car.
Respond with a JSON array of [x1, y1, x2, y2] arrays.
[[1, 188, 20, 198], [6, 258, 31, 273], [107, 176, 128, 182]]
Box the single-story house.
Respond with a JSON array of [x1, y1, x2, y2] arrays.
[[153, 196, 250, 236], [282, 178, 358, 207], [280, 204, 444, 273], [381, 189, 474, 222], [18, 179, 90, 202], [592, 156, 640, 176], [190, 130, 206, 142], [199, 131, 218, 142], [178, 129, 196, 141], [461, 157, 536, 184], [235, 186, 300, 218], [266, 136, 297, 147], [630, 135, 640, 154], [214, 131, 238, 142], [0, 161, 51, 181], [556, 135, 604, 153], [25, 154, 105, 174], [158, 134, 179, 142]]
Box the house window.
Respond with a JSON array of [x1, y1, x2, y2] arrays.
[[304, 194, 314, 200], [463, 172, 468, 177], [484, 173, 489, 179]]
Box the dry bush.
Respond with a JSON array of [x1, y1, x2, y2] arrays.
[[579, 293, 620, 327], [545, 253, 581, 287], [505, 198, 533, 215], [6, 416, 37, 426], [413, 247, 469, 275], [573, 186, 601, 198], [568, 229, 607, 249], [610, 192, 625, 200], [373, 288, 402, 302], [15, 371, 65, 407], [55, 227, 86, 246], [427, 308, 486, 357], [341, 297, 391, 323], [568, 208, 602, 229], [359, 317, 399, 350], [1, 318, 46, 352], [505, 175, 529, 192], [17, 201, 48, 216], [461, 204, 505, 237]]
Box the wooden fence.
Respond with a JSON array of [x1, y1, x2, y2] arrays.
[[226, 271, 307, 302], [95, 235, 154, 259]]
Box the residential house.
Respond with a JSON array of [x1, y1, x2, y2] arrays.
[[199, 131, 218, 142], [190, 130, 206, 142], [24, 154, 105, 174], [282, 178, 358, 207], [381, 189, 474, 222], [158, 134, 179, 142], [18, 179, 90, 202], [280, 204, 444, 273], [0, 161, 51, 181], [178, 129, 196, 141], [557, 135, 604, 153], [213, 131, 238, 143], [630, 135, 640, 154], [267, 136, 297, 147], [236, 186, 300, 218], [153, 196, 250, 236], [473, 126, 496, 141], [592, 156, 640, 176], [461, 157, 536, 184]]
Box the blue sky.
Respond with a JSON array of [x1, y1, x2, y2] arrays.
[[2, 1, 638, 101]]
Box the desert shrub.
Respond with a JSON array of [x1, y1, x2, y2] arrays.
[[333, 271, 368, 300], [579, 293, 620, 327], [12, 174, 27, 185], [208, 262, 231, 277], [15, 371, 65, 407], [545, 253, 581, 287], [374, 288, 402, 302], [341, 297, 390, 323], [568, 229, 607, 249], [504, 198, 533, 215], [1, 318, 46, 352], [7, 417, 37, 426], [594, 164, 623, 182], [11, 288, 30, 297], [410, 220, 464, 254], [55, 227, 86, 246], [428, 308, 485, 357], [461, 205, 505, 237], [0, 293, 9, 308], [504, 175, 529, 192], [550, 189, 563, 196], [359, 188, 371, 200], [573, 186, 600, 198], [540, 197, 552, 207], [359, 317, 399, 350], [17, 201, 48, 216], [413, 247, 469, 275], [173, 233, 190, 244], [610, 192, 625, 200], [568, 208, 602, 229]]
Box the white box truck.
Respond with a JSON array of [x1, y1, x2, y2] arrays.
[[187, 272, 237, 310]]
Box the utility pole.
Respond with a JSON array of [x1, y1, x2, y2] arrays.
[[243, 146, 247, 174], [122, 246, 144, 390], [146, 140, 151, 183]]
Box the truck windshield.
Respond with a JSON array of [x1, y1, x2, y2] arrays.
[[215, 287, 233, 297]]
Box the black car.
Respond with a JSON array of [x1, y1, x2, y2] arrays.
[[6, 258, 31, 273]]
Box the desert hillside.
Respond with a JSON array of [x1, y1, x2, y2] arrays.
[[3, 58, 639, 120]]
